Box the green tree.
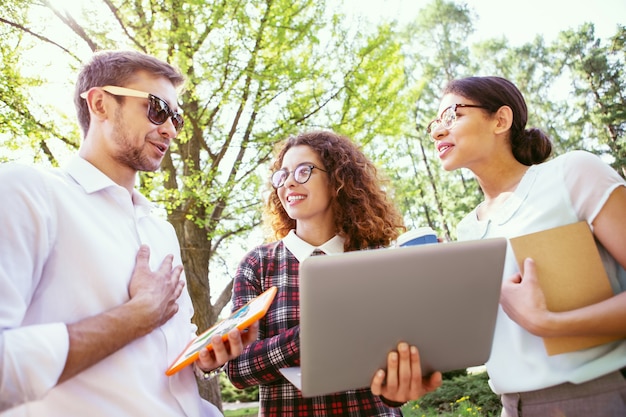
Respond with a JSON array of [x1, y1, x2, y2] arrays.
[[0, 0, 410, 407], [2, 0, 625, 409], [388, 0, 480, 241], [389, 4, 625, 237], [0, 0, 80, 163], [552, 23, 626, 177]]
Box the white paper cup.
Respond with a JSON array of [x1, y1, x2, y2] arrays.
[[396, 227, 438, 247]]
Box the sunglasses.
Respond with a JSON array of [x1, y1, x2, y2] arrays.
[[271, 163, 327, 189], [80, 85, 184, 132]]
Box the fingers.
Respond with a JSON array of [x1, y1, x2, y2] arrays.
[[504, 270, 522, 285], [370, 343, 441, 403], [196, 322, 259, 372], [369, 342, 409, 399], [425, 371, 443, 392], [522, 257, 536, 282], [172, 265, 185, 298], [145, 247, 184, 294], [156, 252, 175, 277], [384, 349, 400, 391], [196, 331, 239, 371], [197, 342, 221, 370], [391, 343, 418, 401], [241, 321, 260, 346], [370, 369, 386, 396], [212, 333, 230, 363], [420, 370, 443, 395], [133, 244, 151, 271], [135, 244, 150, 260], [128, 246, 185, 330], [221, 323, 257, 359], [398, 343, 413, 384], [133, 245, 181, 284], [407, 344, 423, 396], [505, 257, 536, 285], [196, 334, 227, 371], [161, 258, 184, 304]]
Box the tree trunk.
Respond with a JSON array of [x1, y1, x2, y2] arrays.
[[169, 209, 223, 406], [198, 377, 223, 411]]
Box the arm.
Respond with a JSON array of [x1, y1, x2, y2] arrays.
[[59, 245, 184, 382], [370, 342, 442, 405], [227, 325, 300, 389], [1, 241, 183, 408], [0, 165, 186, 409], [500, 186, 626, 338], [226, 250, 301, 388]]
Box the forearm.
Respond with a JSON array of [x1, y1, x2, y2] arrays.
[[534, 292, 626, 338], [226, 325, 300, 388], [60, 299, 157, 383]]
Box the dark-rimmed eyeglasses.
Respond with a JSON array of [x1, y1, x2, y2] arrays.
[[426, 104, 489, 137], [271, 163, 327, 189], [80, 85, 184, 132]]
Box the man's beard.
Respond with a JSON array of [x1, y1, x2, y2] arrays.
[[112, 111, 162, 173]]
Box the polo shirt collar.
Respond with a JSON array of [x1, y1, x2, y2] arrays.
[[283, 230, 345, 263], [63, 156, 153, 212]]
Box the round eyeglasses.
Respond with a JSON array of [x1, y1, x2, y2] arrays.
[[426, 104, 489, 138], [271, 163, 327, 189]]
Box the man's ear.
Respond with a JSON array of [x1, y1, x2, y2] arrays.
[[83, 88, 108, 121], [494, 105, 513, 135]]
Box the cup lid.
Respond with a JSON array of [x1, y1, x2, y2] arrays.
[[396, 227, 436, 246]]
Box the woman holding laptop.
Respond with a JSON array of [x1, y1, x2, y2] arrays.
[[225, 130, 442, 416]]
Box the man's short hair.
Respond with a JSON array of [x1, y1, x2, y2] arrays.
[[74, 50, 185, 137]]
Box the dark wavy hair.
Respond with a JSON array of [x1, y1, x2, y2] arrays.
[[74, 50, 185, 138], [264, 131, 405, 251], [443, 76, 552, 165]]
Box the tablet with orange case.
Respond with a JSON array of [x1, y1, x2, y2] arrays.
[[165, 286, 277, 376]]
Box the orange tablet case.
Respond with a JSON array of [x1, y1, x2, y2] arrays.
[[166, 286, 277, 376]]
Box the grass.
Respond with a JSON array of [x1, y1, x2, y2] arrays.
[[402, 395, 490, 416], [224, 408, 258, 417]]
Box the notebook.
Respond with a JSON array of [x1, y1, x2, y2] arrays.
[[280, 237, 507, 397], [509, 221, 620, 355]]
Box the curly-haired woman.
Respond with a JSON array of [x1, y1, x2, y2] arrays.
[[225, 130, 441, 416]]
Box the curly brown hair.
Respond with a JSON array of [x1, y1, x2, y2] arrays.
[[264, 131, 405, 252]]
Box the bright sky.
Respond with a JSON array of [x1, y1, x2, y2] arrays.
[[342, 0, 625, 45]]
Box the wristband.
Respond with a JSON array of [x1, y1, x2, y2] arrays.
[[379, 395, 407, 408], [193, 363, 226, 381]]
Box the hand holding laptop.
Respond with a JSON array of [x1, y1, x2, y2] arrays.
[[370, 342, 443, 404], [292, 238, 505, 397]]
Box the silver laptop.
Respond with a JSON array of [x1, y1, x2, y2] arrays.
[[280, 237, 507, 397]]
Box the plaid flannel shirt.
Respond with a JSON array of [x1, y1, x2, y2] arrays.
[[225, 239, 402, 417]]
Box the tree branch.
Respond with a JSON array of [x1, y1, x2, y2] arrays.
[[40, 0, 100, 52], [0, 17, 81, 61]]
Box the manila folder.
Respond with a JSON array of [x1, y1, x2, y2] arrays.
[[509, 221, 620, 355]]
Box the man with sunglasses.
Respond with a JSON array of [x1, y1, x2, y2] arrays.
[[0, 50, 257, 416]]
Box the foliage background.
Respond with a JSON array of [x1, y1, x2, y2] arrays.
[[1, 0, 624, 409]]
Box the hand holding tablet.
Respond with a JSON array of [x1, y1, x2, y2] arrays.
[[166, 286, 277, 376]]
